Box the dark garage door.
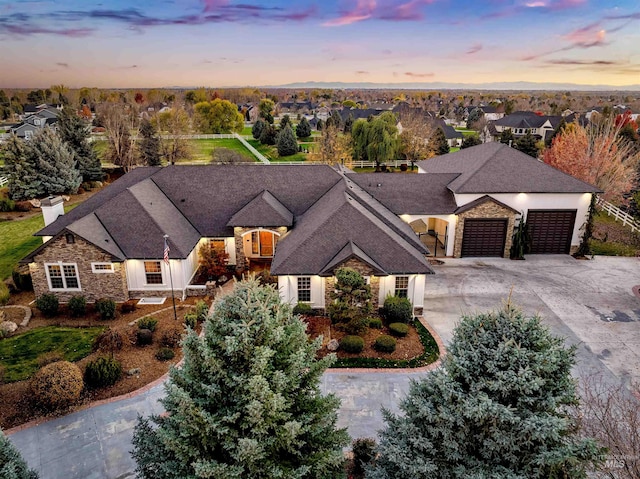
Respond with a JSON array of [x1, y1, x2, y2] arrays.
[[527, 210, 576, 254], [461, 219, 507, 257]]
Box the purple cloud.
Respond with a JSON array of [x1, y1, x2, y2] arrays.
[[405, 71, 434, 78], [55, 62, 70, 68], [324, 0, 435, 26], [466, 43, 483, 54]]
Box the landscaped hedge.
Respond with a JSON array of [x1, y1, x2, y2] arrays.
[[334, 320, 439, 369], [373, 335, 396, 353], [31, 361, 83, 410], [340, 335, 365, 353], [389, 322, 409, 337], [84, 356, 122, 388]]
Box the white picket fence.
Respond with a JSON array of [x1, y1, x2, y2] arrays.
[[0, 175, 8, 187], [596, 197, 640, 233]]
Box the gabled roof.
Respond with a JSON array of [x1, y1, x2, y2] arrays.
[[270, 179, 433, 276], [347, 173, 459, 215], [227, 190, 293, 227], [319, 241, 386, 276], [454, 195, 520, 215], [417, 142, 601, 194]]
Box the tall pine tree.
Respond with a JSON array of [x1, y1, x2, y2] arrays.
[[57, 107, 103, 181], [31, 129, 82, 196], [3, 135, 42, 200], [132, 280, 349, 479], [295, 117, 311, 139], [431, 128, 450, 156], [0, 428, 39, 479], [276, 125, 298, 157], [138, 119, 162, 166], [368, 304, 604, 479]]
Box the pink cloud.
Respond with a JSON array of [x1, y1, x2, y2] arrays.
[[405, 71, 434, 78], [466, 43, 483, 54], [201, 0, 229, 13], [379, 0, 435, 21], [323, 0, 376, 27], [524, 0, 586, 10]]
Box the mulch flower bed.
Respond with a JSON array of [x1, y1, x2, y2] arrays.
[[0, 294, 208, 430]]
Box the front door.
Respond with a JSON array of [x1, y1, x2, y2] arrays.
[[259, 231, 274, 256]]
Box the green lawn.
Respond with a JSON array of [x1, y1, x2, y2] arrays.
[[241, 126, 253, 136], [455, 128, 477, 137], [450, 147, 460, 153], [246, 139, 307, 162], [190, 138, 257, 162], [0, 326, 105, 382], [0, 205, 76, 280]]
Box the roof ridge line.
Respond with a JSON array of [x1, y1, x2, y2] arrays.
[[452, 143, 505, 192], [149, 175, 202, 237]]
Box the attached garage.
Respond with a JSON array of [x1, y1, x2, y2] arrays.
[[527, 209, 576, 254], [461, 219, 507, 257]]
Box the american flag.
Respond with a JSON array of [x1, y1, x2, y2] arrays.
[[163, 237, 170, 265]]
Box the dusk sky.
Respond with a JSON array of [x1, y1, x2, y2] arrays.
[[1, 0, 639, 88]]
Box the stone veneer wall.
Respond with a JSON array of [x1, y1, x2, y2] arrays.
[[29, 234, 128, 302], [323, 258, 381, 309], [233, 226, 288, 270], [453, 200, 517, 258]]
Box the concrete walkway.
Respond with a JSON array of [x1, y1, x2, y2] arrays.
[[8, 256, 640, 478]]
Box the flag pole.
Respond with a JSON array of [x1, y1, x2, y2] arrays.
[[164, 234, 178, 321]]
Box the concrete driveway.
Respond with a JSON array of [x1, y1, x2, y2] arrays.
[[8, 256, 640, 478]]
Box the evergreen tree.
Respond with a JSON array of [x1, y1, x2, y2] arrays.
[[369, 304, 604, 479], [276, 125, 298, 157], [514, 131, 539, 158], [499, 128, 515, 145], [460, 134, 482, 149], [343, 113, 354, 134], [30, 129, 82, 196], [252, 119, 266, 139], [57, 107, 103, 181], [0, 428, 39, 478], [431, 128, 450, 155], [326, 110, 343, 130], [296, 117, 311, 139], [3, 135, 43, 200], [316, 118, 324, 131], [131, 280, 349, 479], [138, 119, 162, 166], [259, 124, 278, 145], [280, 114, 291, 130]]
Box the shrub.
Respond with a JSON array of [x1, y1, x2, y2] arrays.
[[31, 361, 83, 410], [374, 335, 397, 353], [183, 312, 197, 329], [93, 329, 124, 354], [36, 293, 59, 317], [36, 351, 64, 368], [137, 329, 153, 346], [342, 317, 370, 336], [340, 335, 365, 354], [14, 201, 33, 212], [293, 302, 313, 316], [369, 317, 383, 329], [67, 295, 87, 317], [389, 322, 410, 337], [137, 317, 158, 332], [328, 267, 372, 325], [198, 243, 229, 281], [352, 438, 377, 476], [84, 356, 122, 388], [121, 299, 137, 314], [0, 197, 15, 212], [12, 267, 33, 292], [382, 295, 413, 324], [194, 300, 209, 322], [161, 327, 183, 348], [95, 298, 116, 320], [0, 282, 9, 306], [156, 347, 176, 361]]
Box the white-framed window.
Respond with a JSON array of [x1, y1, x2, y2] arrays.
[[395, 276, 409, 298], [91, 262, 114, 273], [24, 130, 33, 140], [144, 261, 163, 285], [45, 262, 81, 291], [297, 276, 311, 302]]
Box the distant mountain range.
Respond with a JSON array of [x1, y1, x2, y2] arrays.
[[263, 81, 640, 91]]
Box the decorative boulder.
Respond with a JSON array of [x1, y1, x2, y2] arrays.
[[0, 320, 18, 336], [326, 339, 340, 352]]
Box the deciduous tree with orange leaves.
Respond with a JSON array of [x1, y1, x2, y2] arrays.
[[543, 117, 640, 205]]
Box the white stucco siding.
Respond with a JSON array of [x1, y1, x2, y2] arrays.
[[455, 192, 592, 246], [126, 258, 191, 291], [379, 274, 426, 309], [278, 275, 325, 308]]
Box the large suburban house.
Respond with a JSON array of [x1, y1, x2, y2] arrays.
[[490, 111, 565, 142], [11, 105, 60, 139], [22, 143, 599, 312]]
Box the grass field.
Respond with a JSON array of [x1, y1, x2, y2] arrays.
[[247, 139, 307, 162], [0, 205, 76, 280], [455, 128, 477, 137], [190, 138, 256, 163], [0, 326, 105, 382]]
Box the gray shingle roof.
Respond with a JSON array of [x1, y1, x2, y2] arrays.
[[227, 190, 293, 227], [270, 179, 433, 276], [347, 173, 459, 214], [417, 142, 601, 194], [319, 241, 386, 276]]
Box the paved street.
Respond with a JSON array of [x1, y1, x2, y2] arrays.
[[9, 255, 640, 478]]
